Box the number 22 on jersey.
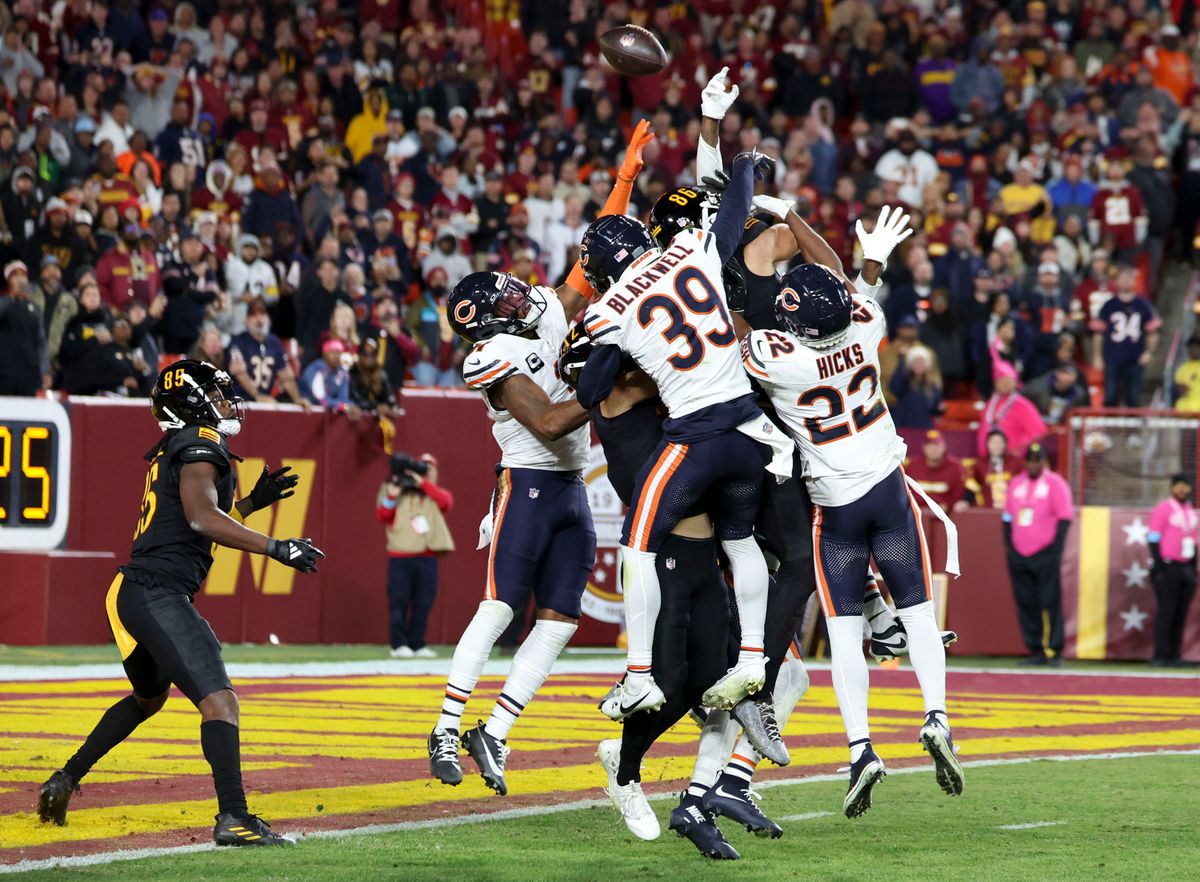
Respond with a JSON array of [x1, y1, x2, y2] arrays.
[[798, 363, 887, 445], [635, 267, 735, 370]]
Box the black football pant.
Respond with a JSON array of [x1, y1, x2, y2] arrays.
[[618, 533, 729, 784], [1007, 547, 1065, 656], [386, 556, 439, 650], [1153, 563, 1197, 662], [754, 458, 815, 694]]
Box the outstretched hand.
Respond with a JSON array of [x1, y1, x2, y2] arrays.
[[701, 66, 739, 119], [855, 205, 914, 265], [247, 465, 299, 513], [618, 118, 655, 182], [733, 148, 775, 182]]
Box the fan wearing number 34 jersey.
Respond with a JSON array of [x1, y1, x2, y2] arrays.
[[578, 150, 794, 721], [741, 205, 965, 819]]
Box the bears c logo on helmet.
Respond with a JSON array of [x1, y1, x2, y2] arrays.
[[454, 300, 477, 324], [778, 287, 802, 312]]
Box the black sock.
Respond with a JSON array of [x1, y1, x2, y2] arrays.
[[200, 720, 248, 816], [62, 695, 148, 783]]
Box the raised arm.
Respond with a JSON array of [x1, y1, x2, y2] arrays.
[[746, 193, 845, 279], [698, 67, 739, 182], [556, 120, 655, 316], [853, 205, 914, 294], [709, 150, 774, 265]]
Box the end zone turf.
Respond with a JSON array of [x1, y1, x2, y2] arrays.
[[1, 664, 1197, 873]]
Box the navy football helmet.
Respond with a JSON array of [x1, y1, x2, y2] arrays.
[[649, 185, 721, 247], [775, 264, 853, 349], [151, 359, 244, 436], [578, 214, 659, 295], [448, 272, 548, 342]]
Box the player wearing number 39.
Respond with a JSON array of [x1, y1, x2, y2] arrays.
[[741, 206, 965, 819], [579, 148, 794, 721], [37, 359, 323, 846]]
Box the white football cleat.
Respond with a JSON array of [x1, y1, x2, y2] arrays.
[[598, 739, 660, 840], [702, 658, 767, 711], [598, 676, 666, 721]]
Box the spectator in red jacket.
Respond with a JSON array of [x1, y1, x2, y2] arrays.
[[906, 429, 969, 515], [970, 429, 1025, 509], [96, 224, 160, 310]]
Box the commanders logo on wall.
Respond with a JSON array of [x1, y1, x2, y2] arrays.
[[581, 443, 625, 625]]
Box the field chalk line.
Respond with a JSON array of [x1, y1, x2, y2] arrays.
[[997, 821, 1067, 830], [1, 749, 1196, 875]]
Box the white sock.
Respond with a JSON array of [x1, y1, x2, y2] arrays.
[[483, 619, 577, 741], [727, 656, 811, 772], [826, 615, 871, 751], [721, 536, 769, 663], [691, 709, 738, 790], [896, 601, 948, 721], [863, 586, 897, 635], [619, 545, 661, 686], [436, 600, 513, 732]]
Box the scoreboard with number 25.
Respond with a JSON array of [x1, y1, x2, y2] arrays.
[[0, 397, 71, 551]]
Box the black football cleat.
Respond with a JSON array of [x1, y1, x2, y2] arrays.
[[919, 712, 964, 797], [213, 812, 295, 846], [428, 728, 463, 786], [702, 773, 783, 838], [462, 721, 509, 796], [843, 743, 886, 819], [669, 792, 740, 860], [37, 770, 78, 826]]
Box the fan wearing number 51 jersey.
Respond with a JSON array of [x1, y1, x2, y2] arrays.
[[580, 149, 795, 721], [741, 206, 965, 819]]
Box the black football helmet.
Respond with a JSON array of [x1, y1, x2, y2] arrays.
[[557, 321, 594, 390], [578, 214, 659, 295], [151, 359, 244, 436], [649, 185, 722, 247], [775, 264, 853, 349], [448, 272, 548, 342]]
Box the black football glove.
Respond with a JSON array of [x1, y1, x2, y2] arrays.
[[247, 465, 299, 512], [266, 537, 325, 573], [557, 321, 595, 390], [733, 148, 776, 182], [699, 170, 730, 192]]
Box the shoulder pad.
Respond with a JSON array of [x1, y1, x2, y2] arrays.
[[740, 214, 772, 248], [167, 425, 232, 469], [463, 342, 520, 390]]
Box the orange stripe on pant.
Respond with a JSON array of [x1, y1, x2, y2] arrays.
[[485, 470, 512, 601], [811, 505, 837, 617], [629, 443, 687, 552], [904, 478, 935, 602]]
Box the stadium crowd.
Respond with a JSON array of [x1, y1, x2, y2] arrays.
[[0, 0, 1197, 427]]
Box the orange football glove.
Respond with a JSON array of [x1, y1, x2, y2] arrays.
[[618, 118, 655, 182]]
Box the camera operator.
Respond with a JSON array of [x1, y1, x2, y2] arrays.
[[376, 452, 455, 657]]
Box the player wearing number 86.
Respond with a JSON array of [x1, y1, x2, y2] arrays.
[[37, 359, 323, 847], [742, 206, 966, 816], [579, 149, 795, 718]]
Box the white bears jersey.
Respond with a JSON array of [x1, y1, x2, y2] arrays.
[[462, 291, 590, 471], [583, 228, 752, 419], [742, 295, 905, 506]]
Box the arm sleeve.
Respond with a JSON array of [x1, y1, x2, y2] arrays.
[[1148, 502, 1167, 539], [1149, 540, 1164, 568], [696, 136, 723, 183], [1053, 476, 1074, 521], [1002, 519, 1013, 547], [421, 481, 454, 512], [575, 343, 623, 409], [1052, 519, 1071, 551], [462, 345, 519, 390], [853, 271, 884, 301], [583, 304, 623, 345], [709, 158, 754, 265]]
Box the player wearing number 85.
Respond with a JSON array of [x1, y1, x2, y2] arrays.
[[37, 359, 323, 847], [579, 148, 795, 721], [742, 206, 966, 817]]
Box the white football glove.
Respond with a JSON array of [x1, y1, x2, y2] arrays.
[[701, 66, 739, 119], [855, 205, 914, 265], [752, 194, 795, 220]]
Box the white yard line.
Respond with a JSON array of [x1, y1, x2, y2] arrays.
[[776, 811, 835, 821], [1, 749, 1195, 875], [0, 658, 1196, 683], [997, 820, 1066, 831]]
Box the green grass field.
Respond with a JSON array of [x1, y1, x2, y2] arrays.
[[13, 754, 1198, 882]]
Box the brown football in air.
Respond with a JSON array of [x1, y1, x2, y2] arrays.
[[599, 25, 669, 77]]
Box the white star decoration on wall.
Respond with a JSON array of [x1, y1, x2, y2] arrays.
[[1122, 517, 1150, 546], [1122, 560, 1150, 590], [1119, 604, 1149, 632]]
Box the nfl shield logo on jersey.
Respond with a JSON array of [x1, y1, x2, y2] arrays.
[[529, 488, 540, 499], [665, 558, 676, 570]]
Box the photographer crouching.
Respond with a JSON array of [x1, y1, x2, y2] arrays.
[[377, 452, 456, 657]]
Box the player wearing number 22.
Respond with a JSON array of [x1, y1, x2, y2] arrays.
[[37, 359, 324, 847], [580, 148, 794, 720], [741, 206, 964, 818]]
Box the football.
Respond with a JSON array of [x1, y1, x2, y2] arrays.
[[599, 25, 669, 77]]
